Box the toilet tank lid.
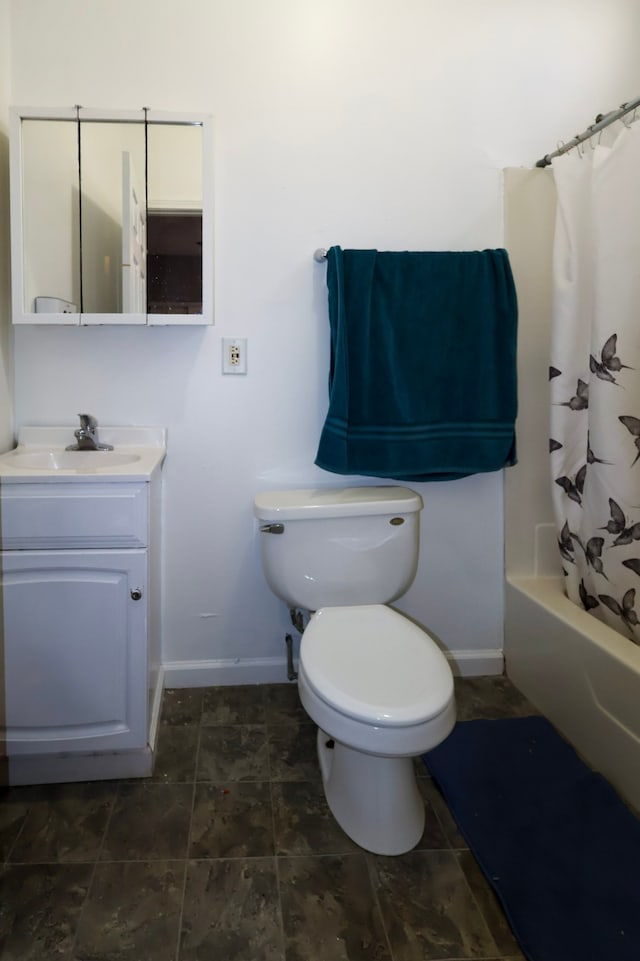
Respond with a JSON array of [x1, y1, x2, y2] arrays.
[[254, 486, 423, 521]]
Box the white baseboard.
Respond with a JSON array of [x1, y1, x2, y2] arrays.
[[162, 650, 504, 689], [448, 649, 504, 677], [163, 657, 295, 688]]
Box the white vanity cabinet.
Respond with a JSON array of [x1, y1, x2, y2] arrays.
[[0, 427, 165, 785]]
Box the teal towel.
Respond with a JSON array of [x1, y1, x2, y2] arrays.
[[314, 246, 518, 481]]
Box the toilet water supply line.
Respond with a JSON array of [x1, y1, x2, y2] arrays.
[[286, 608, 309, 681], [284, 634, 297, 681]]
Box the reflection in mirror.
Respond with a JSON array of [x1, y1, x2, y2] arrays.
[[80, 121, 146, 313], [147, 211, 202, 314], [17, 114, 204, 319], [21, 119, 80, 313], [147, 123, 203, 314]]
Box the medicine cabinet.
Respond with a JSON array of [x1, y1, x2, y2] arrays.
[[9, 107, 213, 326]]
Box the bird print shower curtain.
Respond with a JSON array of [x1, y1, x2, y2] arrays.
[[550, 120, 640, 644]]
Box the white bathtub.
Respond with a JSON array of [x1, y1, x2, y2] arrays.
[[505, 575, 640, 812]]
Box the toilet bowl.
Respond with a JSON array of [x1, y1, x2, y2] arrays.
[[253, 485, 456, 856], [298, 604, 455, 855]]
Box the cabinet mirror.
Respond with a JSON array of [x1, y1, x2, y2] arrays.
[[10, 108, 212, 326]]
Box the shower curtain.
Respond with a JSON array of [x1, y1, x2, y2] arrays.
[[550, 120, 640, 644]]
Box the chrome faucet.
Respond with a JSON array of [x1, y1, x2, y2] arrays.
[[66, 413, 114, 451]]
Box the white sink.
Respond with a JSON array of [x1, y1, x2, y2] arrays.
[[7, 450, 141, 471], [0, 426, 167, 482]]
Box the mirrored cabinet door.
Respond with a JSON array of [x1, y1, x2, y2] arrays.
[[147, 123, 203, 318], [20, 116, 81, 322], [9, 108, 213, 326], [80, 120, 146, 317]]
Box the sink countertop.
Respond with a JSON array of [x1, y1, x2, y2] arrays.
[[0, 426, 166, 483]]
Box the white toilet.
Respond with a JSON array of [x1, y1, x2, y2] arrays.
[[253, 485, 456, 856]]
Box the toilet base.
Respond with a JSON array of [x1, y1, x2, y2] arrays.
[[317, 729, 425, 856]]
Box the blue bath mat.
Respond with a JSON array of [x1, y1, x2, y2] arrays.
[[423, 716, 640, 961]]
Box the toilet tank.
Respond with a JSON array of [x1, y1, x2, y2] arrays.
[[254, 486, 423, 611]]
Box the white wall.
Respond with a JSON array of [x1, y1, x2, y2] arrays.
[[0, 0, 13, 452], [7, 0, 640, 681]]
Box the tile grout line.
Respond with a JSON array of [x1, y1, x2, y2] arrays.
[[426, 779, 470, 853], [174, 786, 198, 961], [174, 705, 204, 961], [66, 780, 120, 959], [453, 848, 517, 960], [448, 847, 504, 959], [263, 687, 288, 960], [2, 799, 31, 867], [266, 686, 303, 961], [364, 851, 397, 961], [433, 688, 528, 961], [265, 691, 288, 959], [269, 779, 288, 961], [422, 766, 509, 957]]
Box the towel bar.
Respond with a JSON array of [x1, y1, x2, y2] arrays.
[[314, 248, 328, 262]]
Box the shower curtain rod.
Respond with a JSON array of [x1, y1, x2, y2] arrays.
[[535, 95, 640, 168]]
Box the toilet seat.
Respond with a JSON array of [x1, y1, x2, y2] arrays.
[[300, 604, 453, 727]]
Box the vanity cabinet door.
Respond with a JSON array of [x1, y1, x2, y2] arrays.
[[1, 549, 148, 754]]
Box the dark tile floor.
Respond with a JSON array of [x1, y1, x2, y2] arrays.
[[0, 676, 537, 961]]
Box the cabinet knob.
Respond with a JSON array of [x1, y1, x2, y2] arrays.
[[130, 588, 143, 601]]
